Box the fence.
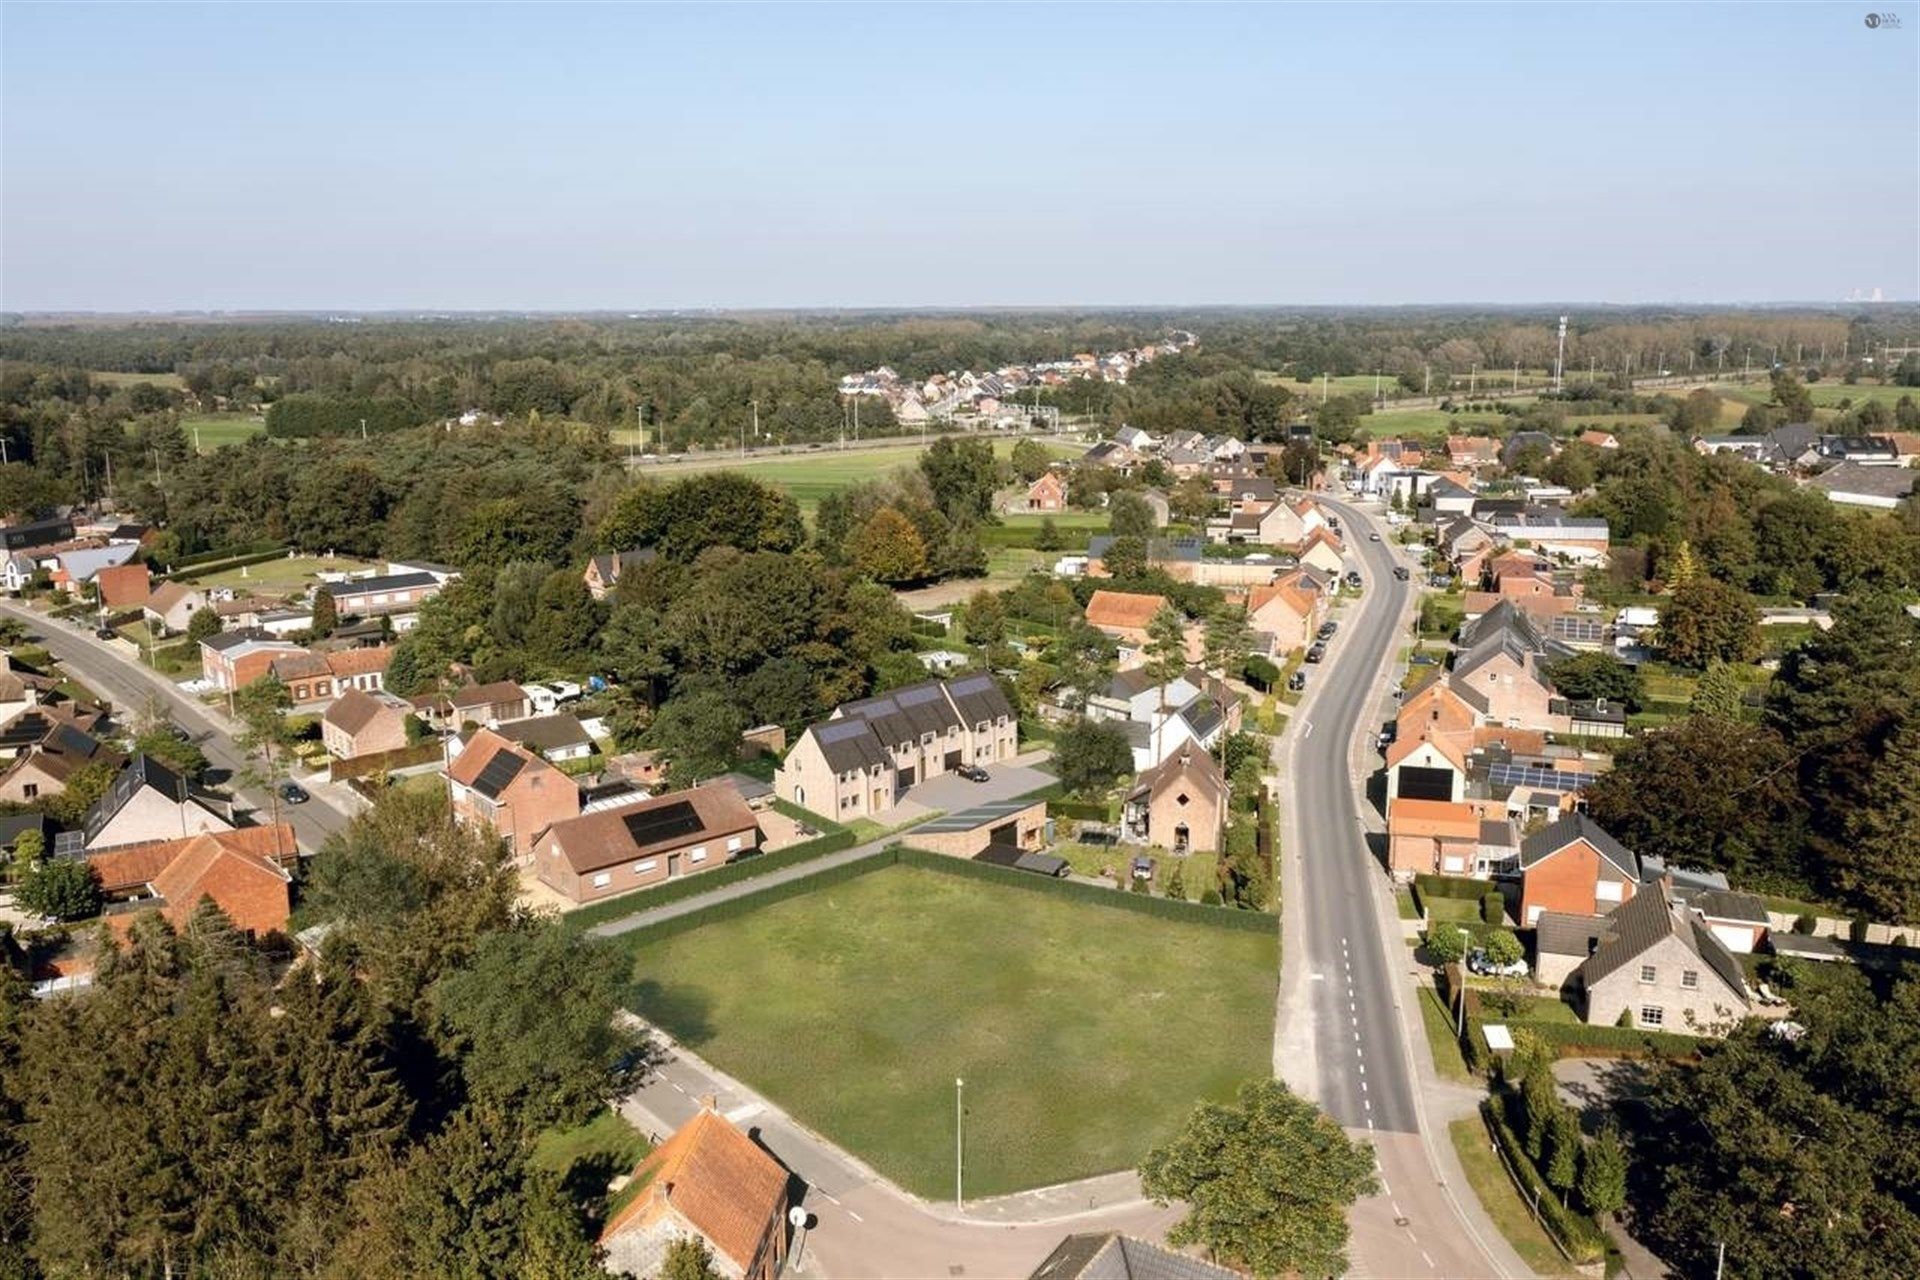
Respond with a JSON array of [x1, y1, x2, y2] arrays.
[[895, 846, 1277, 931], [1479, 1095, 1608, 1265], [327, 741, 446, 783]]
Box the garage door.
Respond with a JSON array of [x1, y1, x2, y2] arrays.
[[990, 821, 1018, 846], [945, 750, 962, 771]]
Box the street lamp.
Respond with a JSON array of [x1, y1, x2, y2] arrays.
[[955, 1077, 965, 1210]]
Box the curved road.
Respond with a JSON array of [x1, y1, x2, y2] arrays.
[[1275, 498, 1521, 1278]]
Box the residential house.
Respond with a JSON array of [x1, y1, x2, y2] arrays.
[[583, 548, 655, 600], [1245, 570, 1326, 654], [1577, 882, 1751, 1035], [77, 754, 233, 853], [1386, 797, 1480, 878], [533, 781, 759, 904], [1487, 510, 1611, 564], [0, 722, 120, 804], [1385, 729, 1469, 804], [320, 689, 413, 760], [600, 1099, 790, 1280], [143, 582, 210, 634], [1023, 470, 1068, 512], [1112, 425, 1156, 452], [199, 629, 308, 692], [1121, 745, 1227, 854], [774, 675, 1015, 821], [1516, 813, 1641, 925], [447, 729, 581, 859], [448, 680, 533, 729], [85, 823, 297, 900], [1502, 431, 1557, 469], [1806, 460, 1918, 509], [495, 712, 596, 763], [272, 645, 393, 708], [141, 832, 293, 937], [1429, 477, 1477, 516], [1084, 588, 1172, 661], [50, 543, 142, 595], [1, 550, 41, 594], [1295, 526, 1345, 577], [1685, 887, 1771, 955], [94, 562, 151, 611], [1578, 430, 1619, 450], [321, 570, 444, 631], [1446, 436, 1501, 470], [1450, 603, 1570, 734], [1029, 1233, 1240, 1280]]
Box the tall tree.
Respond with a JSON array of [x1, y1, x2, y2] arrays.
[[847, 506, 928, 584], [1108, 491, 1155, 539], [1139, 1078, 1378, 1278], [1655, 578, 1760, 668]]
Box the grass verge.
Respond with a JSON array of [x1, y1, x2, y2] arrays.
[[1447, 1117, 1581, 1277]]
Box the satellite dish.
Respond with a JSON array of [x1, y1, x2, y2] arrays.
[[788, 1206, 809, 1229]]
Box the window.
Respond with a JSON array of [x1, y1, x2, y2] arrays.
[[726, 836, 743, 852], [1639, 1005, 1664, 1027], [1681, 969, 1699, 989], [690, 847, 708, 864], [1639, 964, 1657, 984], [591, 873, 611, 888], [635, 859, 657, 874], [21, 784, 36, 799]]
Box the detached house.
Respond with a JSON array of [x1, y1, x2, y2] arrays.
[[1576, 881, 1751, 1035], [532, 781, 759, 905], [600, 1100, 790, 1280], [1024, 470, 1068, 512], [447, 729, 580, 858], [1122, 744, 1228, 854], [200, 629, 307, 692], [583, 548, 655, 600], [321, 570, 444, 631], [320, 689, 412, 760], [447, 680, 532, 729], [144, 582, 210, 634], [775, 675, 1016, 821], [77, 754, 233, 853]]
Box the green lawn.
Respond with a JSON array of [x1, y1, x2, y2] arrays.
[[1418, 985, 1473, 1083], [1448, 1118, 1581, 1276], [530, 1107, 651, 1179], [178, 553, 378, 594], [616, 864, 1277, 1198], [181, 414, 267, 451], [1355, 409, 1505, 436], [1051, 842, 1217, 902]]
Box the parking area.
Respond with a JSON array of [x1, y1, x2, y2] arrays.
[[889, 750, 1054, 824]]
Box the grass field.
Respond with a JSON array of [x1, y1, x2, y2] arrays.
[[530, 1108, 650, 1179], [1358, 409, 1507, 437], [616, 863, 1276, 1198], [178, 553, 377, 593], [182, 414, 267, 451], [1448, 1118, 1581, 1276], [89, 369, 187, 390]]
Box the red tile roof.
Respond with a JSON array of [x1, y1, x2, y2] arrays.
[[602, 1105, 787, 1271], [1084, 589, 1169, 633]]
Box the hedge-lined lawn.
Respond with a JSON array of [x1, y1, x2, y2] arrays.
[[616, 864, 1276, 1198], [180, 553, 377, 593]]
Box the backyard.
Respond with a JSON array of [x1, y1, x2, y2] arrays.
[[615, 861, 1276, 1199], [177, 553, 379, 594]]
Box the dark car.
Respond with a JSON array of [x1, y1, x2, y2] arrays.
[[1345, 572, 1364, 589], [1286, 670, 1307, 692], [1393, 565, 1411, 581], [1377, 723, 1399, 748], [278, 782, 310, 805], [1131, 855, 1156, 882], [1411, 653, 1439, 666], [956, 765, 990, 783], [1316, 621, 1338, 640], [1305, 643, 1327, 663], [94, 627, 116, 640]]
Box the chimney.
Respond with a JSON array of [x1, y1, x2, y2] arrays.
[[698, 1093, 718, 1113]]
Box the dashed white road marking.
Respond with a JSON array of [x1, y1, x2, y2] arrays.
[[846, 1210, 864, 1223], [670, 1082, 687, 1093], [1422, 1251, 1436, 1268]]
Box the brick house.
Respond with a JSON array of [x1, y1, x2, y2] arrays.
[[144, 833, 293, 937], [775, 675, 1016, 822], [1294, 526, 1345, 576], [532, 782, 758, 905], [447, 729, 579, 859], [199, 629, 308, 692], [86, 824, 298, 901], [600, 1099, 790, 1280], [94, 562, 151, 610], [1084, 589, 1169, 652], [1576, 882, 1751, 1035], [583, 548, 655, 601], [320, 570, 444, 631], [272, 645, 394, 707], [1386, 797, 1480, 877], [0, 722, 121, 804], [447, 680, 532, 730], [320, 689, 412, 760], [1024, 470, 1067, 512], [1245, 570, 1325, 655], [1121, 745, 1227, 854], [1517, 813, 1641, 926]]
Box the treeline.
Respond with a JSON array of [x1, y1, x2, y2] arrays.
[[0, 788, 637, 1276]]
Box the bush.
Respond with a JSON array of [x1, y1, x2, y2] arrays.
[[1615, 1007, 1634, 1028], [1793, 912, 1817, 935], [1481, 892, 1504, 926], [1481, 1096, 1608, 1264], [1849, 917, 1870, 943]]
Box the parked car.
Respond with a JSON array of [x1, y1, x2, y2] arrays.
[[1316, 621, 1338, 640], [1287, 670, 1308, 692], [1369, 532, 1381, 541], [1131, 855, 1156, 882], [1468, 949, 1529, 979], [1305, 643, 1327, 663], [956, 765, 990, 782], [93, 627, 116, 640], [1393, 566, 1411, 581], [1411, 653, 1439, 666], [1376, 724, 1398, 749], [278, 782, 310, 805], [1345, 571, 1363, 588]]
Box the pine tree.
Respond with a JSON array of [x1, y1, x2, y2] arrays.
[[1834, 717, 1920, 923], [1665, 539, 1700, 589], [1545, 1107, 1582, 1205], [311, 587, 338, 637]]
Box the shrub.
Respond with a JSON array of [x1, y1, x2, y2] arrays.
[[1200, 888, 1222, 906], [1615, 1006, 1634, 1028], [1793, 913, 1817, 935], [1481, 892, 1504, 926]]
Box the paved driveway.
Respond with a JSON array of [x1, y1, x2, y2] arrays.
[[891, 752, 1053, 821]]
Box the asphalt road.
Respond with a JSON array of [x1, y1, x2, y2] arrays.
[[1278, 501, 1519, 1278], [1, 601, 354, 853]]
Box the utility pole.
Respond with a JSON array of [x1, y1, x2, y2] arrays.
[[1511, 362, 1519, 392], [1553, 315, 1567, 392], [1423, 365, 1430, 396], [1470, 365, 1477, 396], [1320, 373, 1328, 403], [359, 417, 368, 442], [955, 1077, 965, 1210], [751, 398, 759, 442]]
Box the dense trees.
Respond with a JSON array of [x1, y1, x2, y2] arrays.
[[1140, 1078, 1377, 1277], [1055, 718, 1134, 798]]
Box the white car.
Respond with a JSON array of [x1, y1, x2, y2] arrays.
[[1467, 949, 1529, 978]]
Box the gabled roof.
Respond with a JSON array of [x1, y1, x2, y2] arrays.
[[495, 712, 592, 754], [323, 688, 406, 737], [84, 823, 297, 895], [150, 833, 291, 936], [543, 781, 755, 875], [324, 570, 438, 598], [601, 1104, 788, 1271], [82, 754, 224, 847], [1387, 797, 1478, 839], [1126, 744, 1227, 805], [450, 679, 528, 710], [1688, 888, 1769, 925], [448, 729, 560, 801], [1518, 812, 1639, 879], [144, 581, 204, 613], [1084, 589, 1171, 632], [1175, 694, 1225, 740], [1029, 1232, 1240, 1280], [1579, 880, 1748, 1001], [1534, 910, 1607, 958]]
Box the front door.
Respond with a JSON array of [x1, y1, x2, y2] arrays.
[[668, 853, 681, 878]]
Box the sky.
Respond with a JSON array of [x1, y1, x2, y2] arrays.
[[2, 2, 1915, 311]]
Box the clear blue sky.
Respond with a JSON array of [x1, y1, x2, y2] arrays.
[[2, 2, 1914, 310]]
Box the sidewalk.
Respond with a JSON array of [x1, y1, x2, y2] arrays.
[[586, 838, 895, 938]]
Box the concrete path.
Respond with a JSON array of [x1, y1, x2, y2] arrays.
[[586, 839, 895, 938], [620, 1025, 1179, 1280]]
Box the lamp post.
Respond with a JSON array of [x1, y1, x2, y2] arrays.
[[955, 1077, 965, 1210]]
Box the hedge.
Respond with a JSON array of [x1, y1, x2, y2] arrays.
[[619, 852, 890, 944], [1414, 873, 1493, 905], [895, 846, 1277, 930], [1481, 1094, 1608, 1263], [1505, 1019, 1700, 1059], [561, 827, 859, 931], [173, 540, 287, 570]]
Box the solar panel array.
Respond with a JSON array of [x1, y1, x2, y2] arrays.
[[1487, 763, 1595, 794], [621, 800, 704, 848], [817, 719, 871, 742], [471, 750, 527, 800], [1551, 617, 1607, 644]]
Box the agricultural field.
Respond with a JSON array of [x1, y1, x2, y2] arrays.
[[616, 862, 1276, 1199], [1358, 408, 1509, 437], [177, 553, 378, 594], [89, 369, 187, 390]]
